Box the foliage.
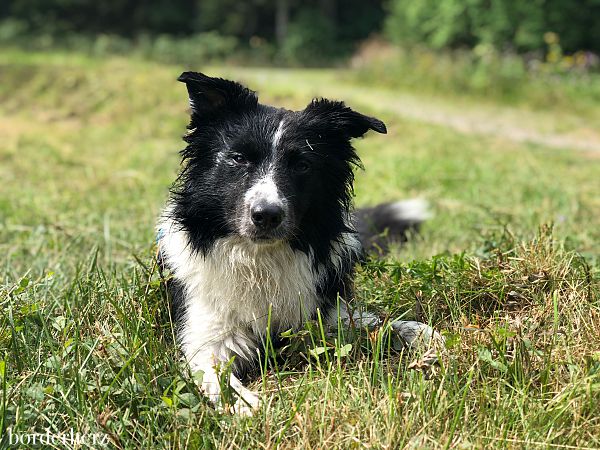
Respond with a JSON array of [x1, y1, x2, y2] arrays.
[[385, 0, 600, 53], [351, 39, 600, 113], [279, 9, 340, 66], [0, 25, 239, 65], [195, 0, 276, 42], [3, 0, 196, 36], [0, 0, 386, 64], [136, 33, 238, 65], [2, 0, 600, 69]]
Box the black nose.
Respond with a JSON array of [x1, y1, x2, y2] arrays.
[[251, 203, 284, 230]]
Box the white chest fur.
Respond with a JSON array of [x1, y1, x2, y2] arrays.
[[192, 236, 322, 333], [158, 218, 323, 360]]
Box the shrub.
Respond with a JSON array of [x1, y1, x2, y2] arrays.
[[138, 32, 238, 65], [279, 9, 343, 66], [385, 0, 600, 53], [350, 38, 600, 111]]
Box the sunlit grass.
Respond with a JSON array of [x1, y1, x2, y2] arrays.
[[1, 49, 599, 448]]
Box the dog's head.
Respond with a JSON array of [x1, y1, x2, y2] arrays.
[[171, 72, 386, 256]]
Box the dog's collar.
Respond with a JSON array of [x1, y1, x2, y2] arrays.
[[156, 228, 165, 244]]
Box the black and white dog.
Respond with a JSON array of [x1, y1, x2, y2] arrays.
[[157, 72, 441, 415]]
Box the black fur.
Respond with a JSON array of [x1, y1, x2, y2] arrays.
[[169, 73, 386, 288], [355, 202, 425, 253], [159, 73, 426, 380]]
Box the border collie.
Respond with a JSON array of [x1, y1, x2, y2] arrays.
[[157, 72, 442, 415]]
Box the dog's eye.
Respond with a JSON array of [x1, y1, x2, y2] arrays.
[[293, 160, 311, 174], [231, 153, 248, 165]]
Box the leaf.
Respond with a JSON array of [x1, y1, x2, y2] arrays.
[[279, 329, 294, 338], [52, 316, 67, 331], [192, 370, 204, 384], [161, 396, 173, 407], [309, 346, 327, 358], [25, 383, 45, 401], [174, 380, 186, 395], [336, 343, 352, 358], [63, 338, 74, 350], [176, 408, 192, 421], [13, 277, 30, 295], [177, 393, 199, 408], [478, 347, 508, 373], [442, 332, 460, 349], [45, 355, 61, 370], [494, 327, 516, 339]]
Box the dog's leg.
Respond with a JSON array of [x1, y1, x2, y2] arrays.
[[229, 375, 261, 416], [326, 302, 444, 350], [184, 345, 260, 416]]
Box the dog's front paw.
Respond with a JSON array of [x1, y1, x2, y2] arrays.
[[391, 320, 445, 376], [390, 320, 445, 351], [232, 388, 261, 416]]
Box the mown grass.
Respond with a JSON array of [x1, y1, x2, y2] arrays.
[[1, 49, 600, 449]]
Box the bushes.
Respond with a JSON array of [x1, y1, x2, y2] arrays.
[[385, 0, 600, 53], [279, 9, 341, 66], [1, 0, 387, 67], [351, 38, 600, 111], [136, 33, 238, 65], [0, 25, 239, 65]]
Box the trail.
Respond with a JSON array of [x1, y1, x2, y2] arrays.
[[338, 85, 600, 153], [227, 68, 600, 154]]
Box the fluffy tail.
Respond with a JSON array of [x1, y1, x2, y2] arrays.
[[353, 199, 430, 253]]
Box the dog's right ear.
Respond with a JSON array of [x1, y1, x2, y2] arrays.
[[178, 72, 258, 120], [301, 99, 387, 139]]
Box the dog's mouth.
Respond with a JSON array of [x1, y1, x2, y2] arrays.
[[234, 218, 289, 243], [246, 229, 288, 243], [250, 237, 282, 246]]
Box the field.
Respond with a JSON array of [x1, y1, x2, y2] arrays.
[[1, 49, 600, 448]]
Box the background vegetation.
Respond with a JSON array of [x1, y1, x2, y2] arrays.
[[2, 0, 600, 63], [1, 1, 600, 449], [2, 0, 599, 108]]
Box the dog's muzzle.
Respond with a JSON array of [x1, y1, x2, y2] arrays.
[[251, 200, 284, 232], [242, 176, 289, 240]]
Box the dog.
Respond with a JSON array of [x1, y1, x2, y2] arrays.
[[156, 72, 442, 415]]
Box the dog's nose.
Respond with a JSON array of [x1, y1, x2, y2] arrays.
[[251, 203, 284, 230]]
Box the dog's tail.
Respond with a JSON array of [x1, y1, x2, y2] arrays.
[[353, 199, 430, 254]]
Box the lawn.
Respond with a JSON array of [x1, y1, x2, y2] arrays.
[[1, 49, 600, 448]]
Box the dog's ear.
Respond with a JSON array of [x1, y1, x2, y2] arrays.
[[302, 99, 387, 138], [178, 72, 258, 119]]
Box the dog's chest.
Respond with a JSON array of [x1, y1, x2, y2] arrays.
[[163, 228, 323, 336], [202, 239, 322, 333]]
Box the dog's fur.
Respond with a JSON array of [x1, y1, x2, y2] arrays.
[[157, 72, 440, 414]]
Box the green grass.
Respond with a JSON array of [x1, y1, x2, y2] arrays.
[[1, 49, 600, 448], [350, 42, 600, 122]]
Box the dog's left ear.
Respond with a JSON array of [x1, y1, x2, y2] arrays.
[[303, 99, 387, 138], [178, 71, 258, 119]]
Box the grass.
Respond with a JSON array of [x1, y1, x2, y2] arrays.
[[1, 49, 600, 448], [350, 41, 600, 121]]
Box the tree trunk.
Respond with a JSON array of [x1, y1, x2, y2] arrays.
[[321, 0, 336, 26], [275, 0, 289, 47]]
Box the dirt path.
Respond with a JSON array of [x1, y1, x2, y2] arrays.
[[227, 68, 600, 154], [341, 86, 600, 153]]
